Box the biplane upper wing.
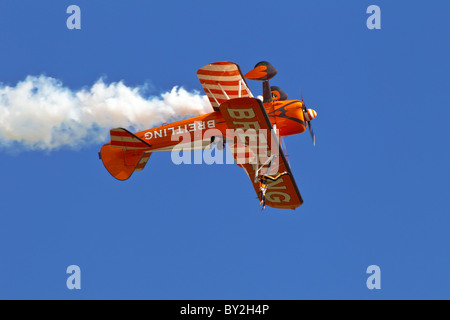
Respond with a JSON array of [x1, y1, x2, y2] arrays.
[[197, 61, 253, 111], [219, 97, 303, 210]]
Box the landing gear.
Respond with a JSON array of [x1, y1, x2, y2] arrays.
[[210, 136, 225, 151]]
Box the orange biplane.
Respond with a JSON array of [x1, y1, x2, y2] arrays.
[[99, 61, 317, 210]]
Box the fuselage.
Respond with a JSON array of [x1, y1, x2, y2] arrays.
[[134, 99, 307, 152]]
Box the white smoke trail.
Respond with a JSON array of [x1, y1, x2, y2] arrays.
[[0, 75, 211, 150]]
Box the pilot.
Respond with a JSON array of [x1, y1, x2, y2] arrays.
[[257, 86, 288, 103]]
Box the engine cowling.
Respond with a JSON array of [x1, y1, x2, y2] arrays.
[[269, 100, 307, 136]]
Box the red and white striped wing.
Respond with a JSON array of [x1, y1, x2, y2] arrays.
[[197, 61, 253, 111]]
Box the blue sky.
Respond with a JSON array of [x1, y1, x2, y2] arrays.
[[0, 0, 449, 299]]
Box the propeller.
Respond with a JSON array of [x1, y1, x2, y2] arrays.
[[300, 92, 316, 146]]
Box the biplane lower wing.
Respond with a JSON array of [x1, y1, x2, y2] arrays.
[[100, 128, 152, 181], [219, 98, 303, 209]]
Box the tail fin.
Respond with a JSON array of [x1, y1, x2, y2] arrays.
[[99, 128, 152, 181]]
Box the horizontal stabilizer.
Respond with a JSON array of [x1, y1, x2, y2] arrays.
[[110, 128, 152, 150]]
